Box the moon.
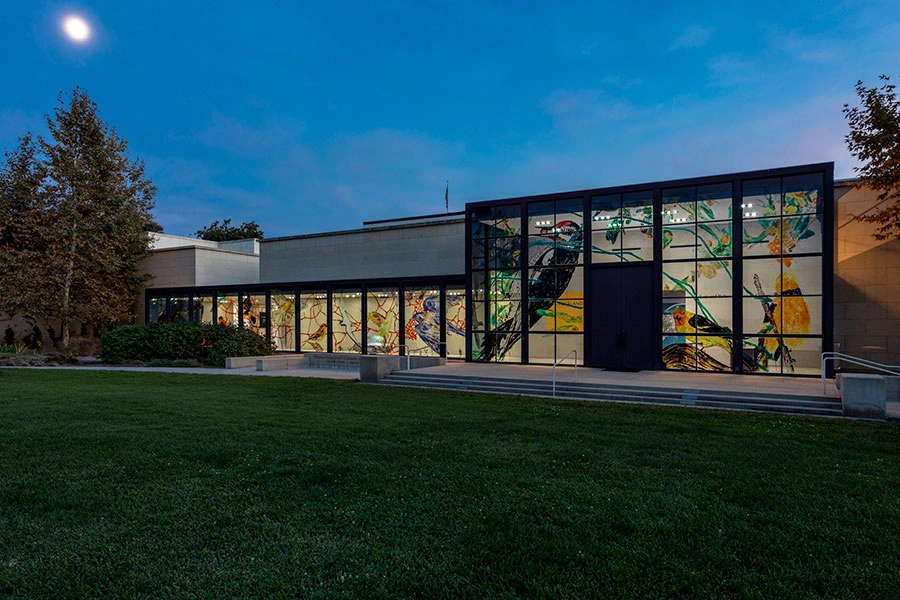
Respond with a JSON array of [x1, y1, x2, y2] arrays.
[[63, 15, 91, 42]]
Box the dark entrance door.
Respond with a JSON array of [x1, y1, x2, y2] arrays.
[[589, 265, 655, 370]]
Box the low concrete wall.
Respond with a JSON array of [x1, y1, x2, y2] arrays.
[[257, 356, 310, 371], [841, 374, 887, 419], [359, 355, 401, 382], [225, 356, 257, 369], [227, 352, 447, 380]]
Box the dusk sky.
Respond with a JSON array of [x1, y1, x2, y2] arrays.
[[3, 1, 899, 238]]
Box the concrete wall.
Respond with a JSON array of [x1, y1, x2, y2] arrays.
[[260, 219, 465, 283], [834, 182, 900, 366], [136, 240, 260, 324]]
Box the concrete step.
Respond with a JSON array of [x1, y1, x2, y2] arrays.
[[375, 372, 842, 417]]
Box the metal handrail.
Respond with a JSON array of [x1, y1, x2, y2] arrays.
[[821, 351, 900, 393], [552, 350, 579, 397], [398, 342, 447, 371]]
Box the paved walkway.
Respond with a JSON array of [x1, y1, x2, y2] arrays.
[[16, 362, 900, 418]]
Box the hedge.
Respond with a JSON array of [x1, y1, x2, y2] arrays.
[[100, 323, 276, 367]]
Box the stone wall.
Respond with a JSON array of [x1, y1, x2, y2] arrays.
[[259, 219, 465, 283], [834, 182, 900, 367]]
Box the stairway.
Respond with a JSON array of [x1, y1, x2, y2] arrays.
[[374, 371, 843, 417]]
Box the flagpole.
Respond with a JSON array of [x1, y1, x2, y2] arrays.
[[445, 180, 449, 213]]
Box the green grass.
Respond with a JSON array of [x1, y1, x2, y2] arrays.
[[1, 370, 899, 599]]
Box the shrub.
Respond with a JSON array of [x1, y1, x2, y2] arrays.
[[101, 323, 275, 367]]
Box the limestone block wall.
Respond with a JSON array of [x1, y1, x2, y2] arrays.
[[834, 182, 900, 366], [260, 219, 465, 283]]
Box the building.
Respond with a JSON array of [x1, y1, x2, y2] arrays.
[[139, 162, 899, 376]]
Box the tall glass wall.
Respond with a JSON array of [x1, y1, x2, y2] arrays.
[[662, 183, 734, 371], [218, 292, 239, 326], [300, 290, 328, 352], [170, 297, 189, 322], [242, 293, 266, 336], [404, 286, 442, 357], [270, 290, 296, 352], [192, 296, 214, 324], [445, 287, 467, 359], [741, 174, 823, 374], [470, 204, 523, 362], [526, 198, 584, 365], [367, 288, 399, 353], [148, 297, 166, 323], [332, 289, 362, 353]]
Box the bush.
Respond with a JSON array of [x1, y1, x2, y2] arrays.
[[100, 323, 275, 367]]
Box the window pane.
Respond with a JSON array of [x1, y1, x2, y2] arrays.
[[696, 260, 733, 297], [148, 297, 166, 323], [300, 291, 328, 352], [217, 292, 239, 326], [697, 222, 732, 259], [171, 297, 189, 322], [270, 291, 296, 351], [742, 178, 780, 217], [783, 173, 824, 215], [621, 228, 653, 262], [243, 294, 266, 336], [367, 288, 399, 354], [332, 289, 362, 353], [662, 187, 695, 224], [782, 214, 822, 255], [590, 194, 620, 227], [663, 225, 696, 260], [192, 296, 214, 324], [697, 182, 732, 222], [445, 287, 467, 359]]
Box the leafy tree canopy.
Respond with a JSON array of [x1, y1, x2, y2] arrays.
[[843, 75, 900, 240], [0, 87, 157, 347], [196, 218, 264, 241]]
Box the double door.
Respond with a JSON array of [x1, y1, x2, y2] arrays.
[[589, 265, 655, 370]]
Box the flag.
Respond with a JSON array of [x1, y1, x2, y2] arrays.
[[445, 181, 449, 212]]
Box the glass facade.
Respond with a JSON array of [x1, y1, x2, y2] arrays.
[[527, 198, 584, 365], [662, 183, 734, 371], [740, 174, 824, 374], [367, 287, 399, 354], [270, 290, 296, 352], [145, 165, 830, 377], [300, 290, 328, 352], [466, 164, 831, 375]]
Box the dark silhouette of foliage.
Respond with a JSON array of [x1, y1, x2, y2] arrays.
[[843, 75, 900, 239], [196, 219, 264, 241]]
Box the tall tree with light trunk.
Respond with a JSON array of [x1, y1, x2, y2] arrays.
[[843, 75, 900, 240], [0, 87, 157, 348]]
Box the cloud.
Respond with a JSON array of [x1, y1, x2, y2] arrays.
[[706, 53, 761, 87], [540, 88, 648, 141], [151, 114, 471, 237], [0, 108, 45, 148], [670, 25, 714, 51]]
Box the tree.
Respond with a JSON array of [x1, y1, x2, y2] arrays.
[[195, 218, 264, 241], [0, 87, 157, 348], [843, 75, 900, 240]]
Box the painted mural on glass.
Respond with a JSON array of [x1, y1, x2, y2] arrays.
[[367, 289, 399, 354], [741, 177, 822, 374], [332, 290, 363, 353], [591, 192, 654, 263], [403, 289, 466, 356], [662, 184, 735, 371], [300, 292, 328, 352], [472, 201, 586, 363], [271, 292, 296, 351]]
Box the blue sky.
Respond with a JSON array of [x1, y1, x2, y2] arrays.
[[2, 1, 899, 238]]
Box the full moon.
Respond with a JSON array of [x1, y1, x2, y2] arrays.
[[63, 15, 90, 42]]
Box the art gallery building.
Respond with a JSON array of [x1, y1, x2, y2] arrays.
[[140, 162, 900, 376]]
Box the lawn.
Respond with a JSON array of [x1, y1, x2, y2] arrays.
[[1, 369, 898, 599]]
